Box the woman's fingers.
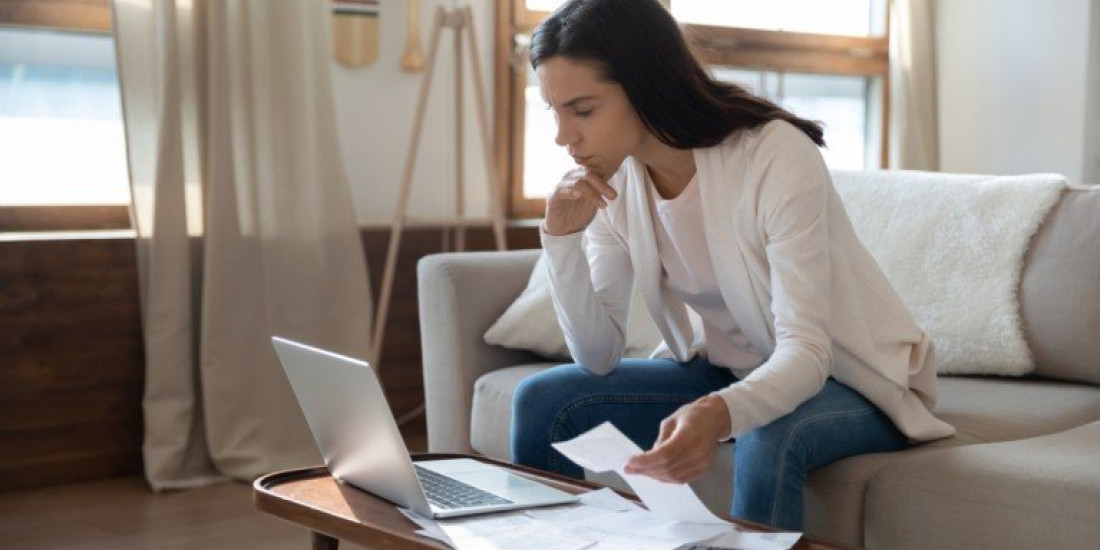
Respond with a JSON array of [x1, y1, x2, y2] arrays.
[[627, 442, 709, 483], [543, 168, 614, 236], [567, 178, 608, 209], [561, 169, 614, 207], [580, 169, 617, 201], [624, 405, 719, 484]]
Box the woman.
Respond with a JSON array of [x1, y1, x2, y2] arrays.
[[510, 0, 955, 531]]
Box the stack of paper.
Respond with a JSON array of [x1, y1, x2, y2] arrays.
[[403, 422, 802, 550]]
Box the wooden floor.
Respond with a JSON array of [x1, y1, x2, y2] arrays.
[[0, 421, 428, 550]]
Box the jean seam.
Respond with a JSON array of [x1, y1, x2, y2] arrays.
[[547, 393, 700, 474], [770, 405, 876, 525]]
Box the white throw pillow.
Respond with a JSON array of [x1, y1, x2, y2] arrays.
[[483, 254, 663, 360], [831, 170, 1065, 375]]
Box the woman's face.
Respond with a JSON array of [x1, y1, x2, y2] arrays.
[[537, 56, 649, 179]]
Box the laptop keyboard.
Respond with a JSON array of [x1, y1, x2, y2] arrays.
[[414, 465, 513, 510]]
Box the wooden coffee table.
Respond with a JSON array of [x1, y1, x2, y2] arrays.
[[253, 453, 858, 550]]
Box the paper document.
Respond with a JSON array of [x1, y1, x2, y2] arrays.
[[401, 488, 800, 550], [552, 421, 729, 524], [435, 511, 596, 550], [399, 508, 453, 545], [402, 489, 729, 550], [686, 529, 803, 550]]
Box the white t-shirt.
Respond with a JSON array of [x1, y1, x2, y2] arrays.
[[646, 169, 764, 376]]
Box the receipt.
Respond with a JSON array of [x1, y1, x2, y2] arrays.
[[552, 422, 730, 524]]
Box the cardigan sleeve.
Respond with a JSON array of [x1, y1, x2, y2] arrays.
[[540, 205, 635, 375], [712, 121, 834, 439]]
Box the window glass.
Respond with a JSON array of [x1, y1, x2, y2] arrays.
[[522, 63, 575, 199], [524, 0, 568, 12], [0, 27, 129, 206], [712, 69, 881, 170]]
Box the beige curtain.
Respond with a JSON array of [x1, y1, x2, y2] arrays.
[[889, 0, 939, 170], [113, 0, 373, 490]]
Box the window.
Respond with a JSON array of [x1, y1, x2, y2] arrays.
[[496, 0, 889, 217], [0, 0, 130, 232]]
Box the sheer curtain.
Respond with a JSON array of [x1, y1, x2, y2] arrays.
[[113, 0, 373, 490], [889, 0, 940, 170]]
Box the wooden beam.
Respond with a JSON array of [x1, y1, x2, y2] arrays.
[[0, 205, 130, 232]]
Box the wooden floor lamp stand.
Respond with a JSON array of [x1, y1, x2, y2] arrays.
[[371, 5, 508, 427]]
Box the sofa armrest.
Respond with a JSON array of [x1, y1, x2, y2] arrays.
[[418, 249, 544, 453]]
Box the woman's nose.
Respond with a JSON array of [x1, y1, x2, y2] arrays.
[[554, 119, 577, 147]]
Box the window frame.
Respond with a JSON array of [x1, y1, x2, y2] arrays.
[[495, 0, 891, 219], [0, 0, 128, 233], [0, 0, 111, 33]]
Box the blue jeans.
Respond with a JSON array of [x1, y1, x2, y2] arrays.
[[510, 356, 908, 530]]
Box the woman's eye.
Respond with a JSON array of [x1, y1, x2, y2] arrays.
[[576, 110, 593, 118]]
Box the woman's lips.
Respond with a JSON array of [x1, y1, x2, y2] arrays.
[[572, 155, 594, 165]]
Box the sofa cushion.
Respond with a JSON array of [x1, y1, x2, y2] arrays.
[[471, 364, 555, 461], [832, 170, 1065, 376], [864, 421, 1100, 550], [475, 369, 1100, 461], [934, 376, 1100, 443], [1020, 186, 1100, 385], [805, 376, 1100, 546], [805, 446, 961, 547]]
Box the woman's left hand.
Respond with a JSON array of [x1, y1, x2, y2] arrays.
[[623, 394, 731, 484]]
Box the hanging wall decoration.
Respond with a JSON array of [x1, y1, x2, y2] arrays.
[[401, 0, 426, 72], [332, 0, 380, 67]]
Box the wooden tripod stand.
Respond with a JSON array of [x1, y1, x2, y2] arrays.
[[370, 5, 508, 408]]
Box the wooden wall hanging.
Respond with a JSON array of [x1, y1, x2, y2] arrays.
[[332, 0, 380, 67]]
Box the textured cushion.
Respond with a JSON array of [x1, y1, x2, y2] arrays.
[[832, 170, 1065, 375], [864, 421, 1100, 550], [483, 254, 662, 360], [1020, 186, 1100, 385]]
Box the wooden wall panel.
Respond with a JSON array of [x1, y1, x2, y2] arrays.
[[0, 225, 539, 491], [0, 238, 145, 491]]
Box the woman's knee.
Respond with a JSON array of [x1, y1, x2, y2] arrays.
[[512, 365, 586, 417], [733, 419, 806, 472], [510, 366, 593, 475]]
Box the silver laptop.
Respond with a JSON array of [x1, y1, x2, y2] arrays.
[[272, 336, 577, 518]]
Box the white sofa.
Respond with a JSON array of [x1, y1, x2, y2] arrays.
[[417, 175, 1100, 549]]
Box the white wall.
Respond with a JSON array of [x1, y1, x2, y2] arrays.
[[937, 0, 1099, 185], [330, 0, 496, 225], [1085, 0, 1100, 184]]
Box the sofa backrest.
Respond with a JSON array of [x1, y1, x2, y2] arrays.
[[1020, 186, 1100, 385]]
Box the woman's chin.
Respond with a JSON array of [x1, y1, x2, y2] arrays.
[[583, 159, 624, 180]]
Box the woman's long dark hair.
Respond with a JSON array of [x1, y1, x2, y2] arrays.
[[530, 0, 825, 148]]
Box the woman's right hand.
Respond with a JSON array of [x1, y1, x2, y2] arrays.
[[543, 167, 618, 236]]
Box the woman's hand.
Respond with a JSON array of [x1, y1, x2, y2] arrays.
[[543, 167, 618, 236], [623, 394, 731, 484]]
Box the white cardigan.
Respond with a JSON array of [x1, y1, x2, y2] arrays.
[[541, 120, 956, 442]]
